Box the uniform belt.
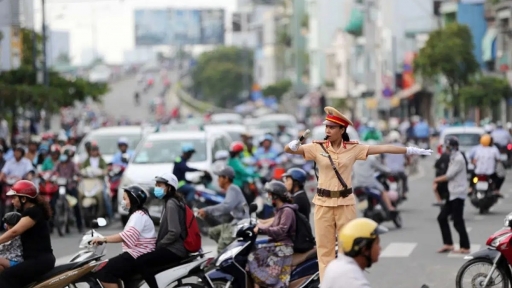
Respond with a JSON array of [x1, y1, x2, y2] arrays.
[[316, 188, 353, 198]]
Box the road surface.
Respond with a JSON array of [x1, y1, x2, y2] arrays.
[[50, 157, 512, 288]]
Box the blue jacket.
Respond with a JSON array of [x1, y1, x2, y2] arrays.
[[172, 156, 199, 186], [111, 150, 134, 167]]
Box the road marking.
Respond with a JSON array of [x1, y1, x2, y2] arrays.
[[447, 244, 482, 258], [473, 215, 485, 221], [380, 242, 417, 258]]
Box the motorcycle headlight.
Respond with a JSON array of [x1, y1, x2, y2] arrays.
[[504, 213, 512, 227], [216, 246, 244, 266]]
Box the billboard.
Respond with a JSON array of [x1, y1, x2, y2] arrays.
[[134, 9, 225, 46]]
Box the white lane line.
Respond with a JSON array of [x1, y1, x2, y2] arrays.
[[380, 242, 417, 258], [447, 244, 481, 258], [473, 215, 485, 221]]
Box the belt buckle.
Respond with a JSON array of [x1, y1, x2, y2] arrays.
[[331, 190, 340, 198]]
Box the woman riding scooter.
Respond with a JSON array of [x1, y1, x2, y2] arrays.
[[228, 141, 258, 200]]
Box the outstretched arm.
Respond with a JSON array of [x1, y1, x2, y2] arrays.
[[368, 145, 407, 156]]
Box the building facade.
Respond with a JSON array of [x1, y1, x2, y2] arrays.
[[0, 0, 34, 71]]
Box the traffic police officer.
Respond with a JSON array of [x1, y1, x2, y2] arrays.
[[284, 106, 433, 280]]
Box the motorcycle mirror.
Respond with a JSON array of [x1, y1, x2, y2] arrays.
[[94, 218, 107, 228], [249, 203, 258, 214]]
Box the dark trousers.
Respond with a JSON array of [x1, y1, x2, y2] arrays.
[[50, 187, 83, 229], [393, 171, 409, 193], [0, 253, 55, 288], [437, 198, 470, 249], [135, 248, 184, 288]]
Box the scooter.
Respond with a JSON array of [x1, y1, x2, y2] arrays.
[[79, 167, 105, 228], [204, 204, 320, 288], [38, 172, 59, 202], [469, 174, 498, 214], [455, 212, 512, 288], [22, 218, 109, 288], [354, 187, 402, 228]]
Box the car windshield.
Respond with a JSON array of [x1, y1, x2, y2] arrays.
[[78, 134, 142, 155], [445, 133, 481, 146], [133, 138, 207, 164], [257, 119, 295, 130], [228, 132, 242, 142]]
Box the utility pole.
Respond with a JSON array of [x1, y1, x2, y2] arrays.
[[41, 0, 49, 86], [363, 0, 377, 120]]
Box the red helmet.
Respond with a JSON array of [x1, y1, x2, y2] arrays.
[[7, 180, 38, 198], [229, 141, 245, 153]]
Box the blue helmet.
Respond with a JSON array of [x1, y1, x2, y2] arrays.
[[181, 143, 195, 153], [282, 168, 307, 185]]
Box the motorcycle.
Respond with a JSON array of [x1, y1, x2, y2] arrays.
[[54, 176, 77, 236], [455, 212, 512, 288], [79, 167, 106, 228], [469, 174, 498, 214], [376, 173, 404, 206], [23, 218, 109, 287], [38, 172, 59, 202], [497, 143, 512, 169], [205, 203, 319, 288], [354, 186, 402, 228]]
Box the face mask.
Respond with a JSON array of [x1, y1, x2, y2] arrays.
[[120, 200, 129, 211], [153, 187, 166, 199], [59, 155, 68, 162]]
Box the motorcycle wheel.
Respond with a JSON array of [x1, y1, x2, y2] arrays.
[[54, 198, 68, 237], [209, 280, 232, 288], [392, 213, 402, 228], [455, 258, 509, 288]]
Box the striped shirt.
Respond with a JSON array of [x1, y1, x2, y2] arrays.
[[120, 210, 156, 258]]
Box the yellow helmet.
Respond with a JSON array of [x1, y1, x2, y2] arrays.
[[339, 218, 388, 256], [480, 134, 492, 147]]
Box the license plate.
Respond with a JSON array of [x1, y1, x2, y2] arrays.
[[476, 182, 489, 191], [389, 183, 398, 191], [500, 154, 508, 161]]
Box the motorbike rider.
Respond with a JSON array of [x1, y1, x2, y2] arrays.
[[0, 145, 34, 182], [383, 130, 409, 199], [472, 134, 502, 197], [173, 143, 205, 206], [0, 180, 55, 287], [0, 212, 23, 271], [352, 141, 398, 214], [321, 218, 388, 288], [92, 185, 156, 288], [491, 121, 512, 148], [241, 132, 256, 158], [247, 181, 297, 288], [51, 149, 83, 233], [25, 140, 40, 166], [197, 166, 249, 253], [282, 168, 311, 220], [135, 173, 187, 288], [227, 141, 256, 189], [80, 144, 113, 220], [361, 121, 383, 142], [41, 144, 61, 171], [134, 91, 140, 105], [57, 133, 68, 147], [112, 137, 134, 168], [276, 124, 293, 144], [253, 134, 282, 163], [413, 117, 430, 146]]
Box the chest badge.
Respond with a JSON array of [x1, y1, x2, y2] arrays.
[[320, 152, 329, 158]]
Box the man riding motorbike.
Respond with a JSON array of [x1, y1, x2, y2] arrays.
[[173, 143, 205, 206], [253, 134, 282, 162], [472, 134, 502, 197], [197, 166, 248, 254], [0, 145, 34, 182], [383, 130, 409, 199], [227, 141, 257, 190], [51, 149, 83, 232], [111, 137, 134, 168], [491, 121, 512, 148]]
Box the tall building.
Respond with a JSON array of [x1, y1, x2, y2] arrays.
[[0, 0, 34, 71], [47, 30, 70, 67]]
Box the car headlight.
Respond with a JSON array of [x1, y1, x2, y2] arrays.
[[491, 233, 512, 247], [216, 246, 244, 266]]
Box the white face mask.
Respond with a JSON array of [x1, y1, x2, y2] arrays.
[[120, 200, 129, 211]]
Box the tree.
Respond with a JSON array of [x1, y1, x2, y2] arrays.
[[459, 76, 510, 119], [191, 46, 253, 107], [414, 23, 479, 117], [262, 80, 292, 101]]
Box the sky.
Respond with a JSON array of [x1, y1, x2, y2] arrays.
[[33, 0, 237, 65]]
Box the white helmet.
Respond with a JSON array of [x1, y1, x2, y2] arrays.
[[154, 172, 178, 190], [387, 130, 401, 142], [484, 124, 494, 133], [367, 121, 375, 128]]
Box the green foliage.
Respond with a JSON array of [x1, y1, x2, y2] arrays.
[[459, 76, 510, 110], [21, 28, 43, 68], [262, 80, 292, 100], [414, 23, 479, 116], [191, 46, 253, 107]]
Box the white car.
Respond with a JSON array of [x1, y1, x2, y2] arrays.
[[204, 124, 247, 142], [255, 114, 298, 139], [437, 126, 485, 171], [210, 113, 243, 125], [117, 130, 232, 222], [311, 125, 360, 141], [75, 126, 155, 164]]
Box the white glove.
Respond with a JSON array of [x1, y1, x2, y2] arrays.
[[288, 140, 301, 152], [406, 147, 433, 156]]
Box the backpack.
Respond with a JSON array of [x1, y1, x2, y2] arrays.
[[180, 204, 202, 253], [284, 207, 315, 253]]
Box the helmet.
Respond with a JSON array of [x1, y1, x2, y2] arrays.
[[155, 172, 178, 190], [118, 137, 129, 146], [2, 212, 21, 226], [445, 137, 459, 148], [339, 218, 388, 257], [282, 168, 307, 185], [50, 144, 61, 153], [480, 134, 492, 147], [122, 185, 148, 206], [181, 143, 195, 153], [7, 180, 38, 198], [387, 130, 401, 142], [484, 124, 494, 133], [229, 141, 244, 153], [263, 180, 288, 198]]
